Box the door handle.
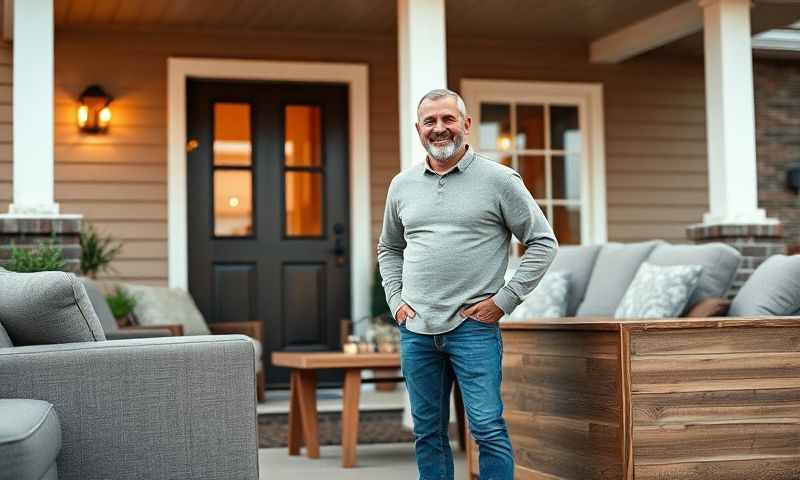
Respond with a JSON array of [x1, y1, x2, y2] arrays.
[[330, 223, 347, 266]]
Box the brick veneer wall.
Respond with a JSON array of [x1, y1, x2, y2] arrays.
[[754, 59, 800, 253], [0, 216, 83, 273], [687, 222, 785, 300]]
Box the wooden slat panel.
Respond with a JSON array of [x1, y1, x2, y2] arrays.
[[636, 457, 800, 480], [632, 328, 800, 355], [55, 163, 166, 182], [503, 330, 618, 358], [59, 201, 166, 221], [56, 183, 166, 201]]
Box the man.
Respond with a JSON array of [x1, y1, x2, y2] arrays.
[[377, 88, 558, 480]]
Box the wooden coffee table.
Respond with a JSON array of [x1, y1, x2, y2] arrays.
[[271, 351, 465, 468]]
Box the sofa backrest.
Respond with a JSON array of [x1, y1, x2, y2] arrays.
[[0, 270, 106, 345], [0, 322, 12, 348], [575, 240, 665, 317], [547, 245, 601, 316], [646, 242, 741, 315], [81, 277, 120, 334]]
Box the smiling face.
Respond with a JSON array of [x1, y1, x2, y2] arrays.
[[415, 95, 472, 164]]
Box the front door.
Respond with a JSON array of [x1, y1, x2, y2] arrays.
[[187, 79, 350, 388]]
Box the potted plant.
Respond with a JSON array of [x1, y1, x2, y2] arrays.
[[105, 286, 137, 327], [4, 240, 66, 273], [80, 223, 122, 279]]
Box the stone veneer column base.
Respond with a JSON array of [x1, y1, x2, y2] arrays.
[[0, 215, 83, 273], [686, 222, 785, 300]]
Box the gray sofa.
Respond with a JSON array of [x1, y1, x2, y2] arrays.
[[507, 239, 800, 319], [0, 269, 259, 480]]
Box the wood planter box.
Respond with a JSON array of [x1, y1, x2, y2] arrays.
[[467, 317, 800, 480]]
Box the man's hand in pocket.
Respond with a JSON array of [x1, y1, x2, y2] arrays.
[[395, 303, 416, 324]]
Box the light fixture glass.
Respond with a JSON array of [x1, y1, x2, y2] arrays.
[[77, 85, 113, 133]]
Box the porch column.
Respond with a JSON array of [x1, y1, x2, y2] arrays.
[[9, 0, 57, 215], [698, 0, 773, 225], [688, 0, 783, 297], [398, 0, 447, 170]]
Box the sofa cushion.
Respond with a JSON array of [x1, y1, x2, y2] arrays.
[[548, 245, 601, 316], [122, 283, 211, 336], [0, 270, 106, 345], [576, 240, 664, 317], [506, 271, 570, 321], [646, 242, 741, 316], [729, 255, 800, 316], [81, 277, 120, 334], [0, 399, 61, 480], [615, 262, 703, 320], [0, 322, 11, 348]]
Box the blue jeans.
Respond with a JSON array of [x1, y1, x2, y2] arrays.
[[399, 319, 514, 480]]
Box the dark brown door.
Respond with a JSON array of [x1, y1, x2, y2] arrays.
[[187, 79, 350, 388]]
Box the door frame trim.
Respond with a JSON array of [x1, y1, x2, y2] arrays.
[[167, 57, 371, 326]]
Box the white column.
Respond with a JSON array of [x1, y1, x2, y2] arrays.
[[398, 0, 447, 171], [699, 0, 773, 225], [8, 0, 58, 215]]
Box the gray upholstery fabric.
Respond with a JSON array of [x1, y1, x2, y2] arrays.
[[81, 278, 173, 339], [122, 283, 211, 336], [0, 399, 61, 480], [548, 245, 601, 316], [0, 323, 12, 348], [0, 335, 258, 480], [0, 270, 106, 345], [615, 262, 704, 319], [729, 255, 800, 316], [576, 240, 665, 317], [646, 242, 741, 315]]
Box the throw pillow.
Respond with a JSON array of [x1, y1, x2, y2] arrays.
[[615, 262, 703, 320], [504, 272, 570, 321], [0, 270, 106, 345], [122, 283, 211, 335], [686, 298, 730, 318]]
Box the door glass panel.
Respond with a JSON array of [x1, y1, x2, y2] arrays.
[[516, 104, 545, 150], [285, 171, 322, 237], [518, 155, 546, 199], [285, 105, 322, 167], [214, 170, 253, 237], [214, 103, 252, 166], [552, 154, 581, 200], [550, 106, 580, 151], [553, 205, 581, 245], [479, 103, 511, 151], [483, 152, 511, 167]]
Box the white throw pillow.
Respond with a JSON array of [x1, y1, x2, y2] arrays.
[[502, 271, 570, 321], [122, 283, 211, 336], [614, 262, 703, 320]]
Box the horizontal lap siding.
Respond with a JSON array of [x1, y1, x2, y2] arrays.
[[51, 29, 399, 286], [0, 46, 10, 214], [447, 40, 709, 243]]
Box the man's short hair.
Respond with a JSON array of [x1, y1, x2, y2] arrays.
[[417, 89, 467, 120]]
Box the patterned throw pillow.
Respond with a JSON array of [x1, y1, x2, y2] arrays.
[[504, 271, 570, 321], [615, 262, 703, 320]]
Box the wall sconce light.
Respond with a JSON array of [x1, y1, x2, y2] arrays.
[[77, 85, 113, 133]]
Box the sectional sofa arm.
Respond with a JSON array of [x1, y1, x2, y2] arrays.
[[0, 335, 258, 480]]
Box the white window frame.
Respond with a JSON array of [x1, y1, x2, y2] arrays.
[[461, 79, 608, 246]]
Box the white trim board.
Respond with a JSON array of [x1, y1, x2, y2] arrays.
[[167, 57, 371, 328], [460, 79, 608, 245]]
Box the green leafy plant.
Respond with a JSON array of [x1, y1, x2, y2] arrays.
[[105, 286, 137, 320], [5, 240, 66, 273], [80, 223, 122, 279]]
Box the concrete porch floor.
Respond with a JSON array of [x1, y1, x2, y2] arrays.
[[258, 442, 466, 479]]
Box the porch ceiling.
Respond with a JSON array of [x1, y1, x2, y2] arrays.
[[54, 0, 800, 48]]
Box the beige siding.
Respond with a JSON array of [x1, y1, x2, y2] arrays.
[[0, 45, 10, 213], [448, 38, 709, 243], [52, 29, 399, 286], [2, 28, 710, 286]]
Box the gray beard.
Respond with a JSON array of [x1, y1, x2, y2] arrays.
[[424, 134, 463, 162]]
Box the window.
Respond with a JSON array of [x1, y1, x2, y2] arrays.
[[462, 80, 607, 256]]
